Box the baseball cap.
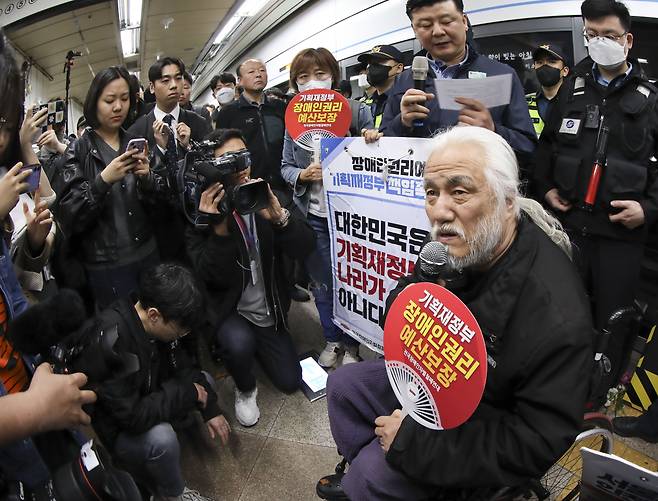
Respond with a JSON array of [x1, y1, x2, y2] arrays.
[[532, 43, 569, 65], [358, 45, 404, 64]]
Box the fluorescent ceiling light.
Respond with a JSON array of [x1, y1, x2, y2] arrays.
[[121, 28, 140, 57], [118, 0, 143, 29], [237, 0, 268, 17], [213, 15, 241, 44]]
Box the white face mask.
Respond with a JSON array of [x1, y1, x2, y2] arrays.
[[297, 79, 333, 92], [357, 74, 370, 89], [216, 87, 235, 105], [588, 36, 627, 70]]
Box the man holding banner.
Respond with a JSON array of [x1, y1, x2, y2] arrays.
[[317, 127, 593, 500]]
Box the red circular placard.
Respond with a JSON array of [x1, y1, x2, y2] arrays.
[[284, 89, 351, 150], [384, 282, 487, 430]]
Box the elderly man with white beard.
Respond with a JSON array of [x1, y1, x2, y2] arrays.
[[316, 126, 594, 501]]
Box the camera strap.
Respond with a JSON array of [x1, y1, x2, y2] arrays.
[[232, 211, 260, 286]]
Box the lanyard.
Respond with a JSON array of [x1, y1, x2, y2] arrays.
[[232, 211, 260, 285]]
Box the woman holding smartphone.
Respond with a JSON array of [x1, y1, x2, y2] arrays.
[[0, 36, 59, 303], [56, 66, 168, 308], [281, 48, 374, 368]]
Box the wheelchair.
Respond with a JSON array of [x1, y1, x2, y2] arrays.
[[317, 302, 651, 501]]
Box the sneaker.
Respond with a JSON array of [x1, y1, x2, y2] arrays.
[[319, 341, 342, 367], [235, 387, 259, 427], [180, 487, 214, 501], [341, 345, 360, 365]]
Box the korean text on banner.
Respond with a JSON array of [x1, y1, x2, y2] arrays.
[[321, 137, 433, 353]]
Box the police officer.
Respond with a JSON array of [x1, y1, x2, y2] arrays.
[[357, 45, 405, 130], [526, 44, 570, 137], [534, 0, 658, 381]]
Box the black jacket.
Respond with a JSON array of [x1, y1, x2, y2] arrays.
[[91, 300, 221, 448], [183, 102, 212, 129], [186, 213, 315, 332], [534, 58, 658, 242], [53, 130, 167, 264], [215, 95, 287, 189], [127, 107, 211, 159], [384, 217, 593, 492]]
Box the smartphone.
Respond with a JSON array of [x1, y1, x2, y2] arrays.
[[35, 100, 65, 133], [20, 163, 41, 193], [126, 138, 147, 154]]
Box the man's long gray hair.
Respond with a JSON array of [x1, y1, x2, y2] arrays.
[[429, 127, 572, 259]]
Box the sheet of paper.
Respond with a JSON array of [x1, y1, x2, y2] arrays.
[[434, 74, 512, 110], [300, 357, 328, 393]]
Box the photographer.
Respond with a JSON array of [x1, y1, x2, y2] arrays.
[[186, 129, 315, 427], [91, 263, 225, 501]]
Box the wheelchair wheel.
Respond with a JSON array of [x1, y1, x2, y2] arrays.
[[537, 412, 614, 500]]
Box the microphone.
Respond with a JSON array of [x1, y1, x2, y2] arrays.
[[411, 56, 429, 129], [418, 241, 448, 282], [418, 241, 467, 290]]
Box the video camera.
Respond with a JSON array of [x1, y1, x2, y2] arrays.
[[7, 290, 139, 391], [176, 141, 270, 226]]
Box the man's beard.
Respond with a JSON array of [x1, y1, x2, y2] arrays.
[[431, 207, 504, 270]]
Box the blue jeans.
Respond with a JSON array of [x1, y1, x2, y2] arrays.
[[304, 214, 357, 346], [114, 423, 184, 497]]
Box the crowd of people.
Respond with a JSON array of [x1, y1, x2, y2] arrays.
[[0, 0, 656, 500]]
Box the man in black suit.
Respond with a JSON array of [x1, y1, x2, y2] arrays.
[[127, 57, 211, 262], [128, 57, 210, 161]]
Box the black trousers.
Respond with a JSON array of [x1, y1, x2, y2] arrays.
[[215, 313, 301, 393], [569, 232, 645, 385]]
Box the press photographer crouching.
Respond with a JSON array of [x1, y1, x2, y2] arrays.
[[87, 263, 227, 501], [186, 129, 316, 427]]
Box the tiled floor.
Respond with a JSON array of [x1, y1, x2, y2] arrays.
[[181, 299, 342, 501], [179, 298, 658, 501]]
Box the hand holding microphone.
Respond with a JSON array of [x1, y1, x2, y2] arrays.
[[418, 240, 467, 290], [401, 56, 434, 130]]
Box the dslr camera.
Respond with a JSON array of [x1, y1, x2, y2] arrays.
[[177, 142, 270, 226]]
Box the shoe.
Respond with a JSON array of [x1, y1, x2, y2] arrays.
[[316, 473, 349, 500], [319, 342, 342, 367], [235, 387, 259, 427], [180, 487, 214, 501], [290, 285, 311, 302], [152, 488, 214, 501], [341, 345, 360, 365], [613, 416, 658, 443]]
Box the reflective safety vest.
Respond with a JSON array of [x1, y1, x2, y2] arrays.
[[360, 93, 384, 129], [526, 93, 544, 137]]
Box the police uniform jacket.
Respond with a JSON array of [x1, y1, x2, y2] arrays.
[[384, 216, 593, 492], [534, 58, 658, 242]]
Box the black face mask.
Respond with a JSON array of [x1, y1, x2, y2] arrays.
[[535, 65, 562, 87], [367, 63, 393, 87]]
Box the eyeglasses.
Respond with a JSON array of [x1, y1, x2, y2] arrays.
[[583, 29, 627, 42]]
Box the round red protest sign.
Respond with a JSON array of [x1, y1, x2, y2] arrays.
[[384, 282, 487, 430], [285, 89, 351, 151]]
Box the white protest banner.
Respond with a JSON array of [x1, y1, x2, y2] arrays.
[[580, 447, 658, 501], [321, 137, 433, 353]]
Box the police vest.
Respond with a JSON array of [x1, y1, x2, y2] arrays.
[[359, 94, 384, 129], [526, 93, 544, 137]]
